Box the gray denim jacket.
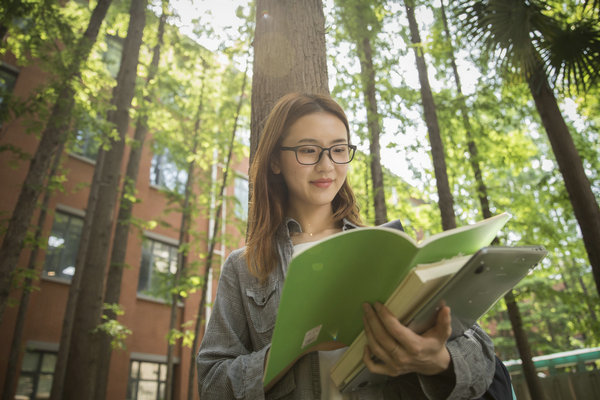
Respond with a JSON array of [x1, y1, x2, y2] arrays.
[[197, 219, 495, 399]]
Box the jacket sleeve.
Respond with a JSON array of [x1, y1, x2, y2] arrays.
[[417, 324, 496, 399], [196, 252, 269, 400]]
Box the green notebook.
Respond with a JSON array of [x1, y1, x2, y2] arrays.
[[263, 213, 511, 388]]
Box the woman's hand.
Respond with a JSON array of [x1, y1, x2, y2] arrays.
[[362, 302, 452, 377]]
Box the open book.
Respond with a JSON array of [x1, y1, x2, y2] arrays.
[[263, 213, 512, 389], [334, 245, 547, 393]]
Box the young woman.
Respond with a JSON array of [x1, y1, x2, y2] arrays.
[[196, 93, 495, 399]]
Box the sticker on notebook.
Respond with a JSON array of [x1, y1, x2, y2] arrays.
[[302, 324, 322, 348]]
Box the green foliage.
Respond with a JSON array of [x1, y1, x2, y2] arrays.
[[456, 0, 600, 93], [95, 303, 132, 350], [167, 319, 196, 348]]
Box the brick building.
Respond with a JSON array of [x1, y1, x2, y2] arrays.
[[0, 45, 249, 399]]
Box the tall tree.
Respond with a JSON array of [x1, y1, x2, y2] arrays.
[[0, 0, 113, 325], [164, 75, 205, 400], [335, 0, 388, 225], [187, 60, 249, 400], [93, 5, 168, 400], [438, 1, 545, 396], [1, 142, 64, 400], [250, 0, 329, 163], [50, 149, 106, 400], [504, 290, 547, 399], [438, 0, 491, 219], [458, 0, 600, 295], [404, 0, 456, 230], [62, 0, 147, 398]]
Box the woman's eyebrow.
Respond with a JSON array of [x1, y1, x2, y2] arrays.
[[295, 137, 348, 145]]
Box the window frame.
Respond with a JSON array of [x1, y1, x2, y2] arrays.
[[149, 150, 188, 195], [15, 345, 57, 400], [69, 124, 101, 163], [137, 233, 180, 303], [126, 357, 171, 400], [103, 34, 124, 79], [42, 206, 85, 283], [233, 175, 249, 221]]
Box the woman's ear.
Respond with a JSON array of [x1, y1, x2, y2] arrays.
[[271, 157, 281, 174]]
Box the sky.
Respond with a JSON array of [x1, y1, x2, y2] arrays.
[[169, 0, 244, 52]]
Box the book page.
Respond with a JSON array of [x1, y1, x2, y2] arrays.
[[412, 213, 510, 265]]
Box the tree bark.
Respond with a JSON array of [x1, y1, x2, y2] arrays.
[[526, 62, 600, 296], [62, 1, 146, 398], [1, 142, 64, 400], [357, 35, 387, 225], [93, 7, 167, 400], [504, 290, 547, 400], [405, 0, 456, 230], [363, 157, 371, 223], [0, 0, 113, 323], [250, 0, 329, 165], [50, 146, 105, 400], [187, 63, 248, 400], [165, 88, 204, 400], [575, 262, 597, 323]]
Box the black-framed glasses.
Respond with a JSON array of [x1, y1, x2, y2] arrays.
[[280, 144, 357, 165]]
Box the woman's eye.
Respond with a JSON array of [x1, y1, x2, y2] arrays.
[[332, 147, 345, 153], [299, 147, 317, 154]]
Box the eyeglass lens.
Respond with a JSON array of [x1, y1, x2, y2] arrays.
[[297, 145, 352, 165]]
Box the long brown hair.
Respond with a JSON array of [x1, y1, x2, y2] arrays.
[[245, 93, 362, 280]]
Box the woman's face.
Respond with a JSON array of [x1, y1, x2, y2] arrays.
[[272, 111, 349, 217]]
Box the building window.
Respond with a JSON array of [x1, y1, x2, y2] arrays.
[[15, 349, 56, 400], [234, 176, 248, 220], [71, 122, 101, 161], [127, 360, 167, 400], [150, 151, 188, 194], [103, 35, 123, 78], [0, 64, 19, 124], [43, 211, 84, 281], [138, 238, 178, 301]]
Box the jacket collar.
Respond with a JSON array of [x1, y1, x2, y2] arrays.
[[283, 217, 358, 236]]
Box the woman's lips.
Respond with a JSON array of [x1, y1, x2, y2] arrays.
[[311, 179, 333, 188]]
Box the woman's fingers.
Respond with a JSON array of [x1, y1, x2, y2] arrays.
[[362, 304, 405, 371], [362, 302, 452, 376]]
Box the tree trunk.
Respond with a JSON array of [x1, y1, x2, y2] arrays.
[[93, 7, 167, 400], [405, 0, 456, 231], [526, 62, 600, 296], [439, 0, 491, 219], [0, 0, 113, 323], [250, 0, 329, 165], [187, 64, 248, 400], [62, 1, 146, 398], [165, 90, 204, 400], [575, 266, 597, 322], [364, 157, 371, 223], [504, 290, 547, 400], [357, 35, 387, 225], [50, 148, 105, 400], [1, 142, 64, 400]]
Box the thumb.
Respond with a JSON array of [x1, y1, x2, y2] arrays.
[[430, 305, 452, 342]]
